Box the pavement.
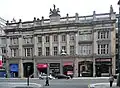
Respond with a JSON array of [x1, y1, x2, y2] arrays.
[[0, 77, 110, 79], [0, 77, 120, 88], [88, 82, 120, 88]]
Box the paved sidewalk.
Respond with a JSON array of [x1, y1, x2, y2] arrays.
[[73, 77, 109, 79], [89, 83, 120, 88], [0, 77, 110, 80]]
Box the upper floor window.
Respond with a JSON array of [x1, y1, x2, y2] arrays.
[[61, 35, 66, 42], [98, 31, 109, 39], [24, 37, 32, 44], [70, 46, 75, 55], [1, 38, 6, 44], [79, 34, 92, 41], [1, 47, 6, 54], [10, 38, 19, 44], [38, 37, 42, 43], [79, 45, 92, 55], [97, 44, 109, 54], [11, 48, 19, 57], [53, 35, 58, 42], [70, 34, 75, 41], [53, 47, 58, 56], [46, 36, 50, 43], [46, 47, 50, 56], [38, 47, 42, 56], [62, 46, 66, 51], [24, 48, 33, 56]]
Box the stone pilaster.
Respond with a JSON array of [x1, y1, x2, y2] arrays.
[[34, 36, 37, 56], [74, 58, 78, 77], [42, 36, 45, 55], [93, 58, 96, 77], [19, 37, 22, 56], [75, 33, 78, 55], [6, 37, 11, 57], [33, 58, 37, 78], [58, 34, 61, 54], [18, 37, 23, 78], [50, 35, 53, 55], [19, 59, 23, 78], [60, 58, 63, 74], [66, 34, 70, 55]]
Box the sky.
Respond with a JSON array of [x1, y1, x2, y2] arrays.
[[0, 0, 119, 22]]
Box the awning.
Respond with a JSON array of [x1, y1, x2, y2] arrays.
[[37, 64, 48, 69], [63, 62, 73, 66]]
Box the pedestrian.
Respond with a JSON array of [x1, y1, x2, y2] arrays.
[[45, 76, 49, 86], [109, 75, 114, 87]]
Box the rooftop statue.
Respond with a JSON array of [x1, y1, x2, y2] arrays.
[[49, 4, 60, 17], [110, 5, 113, 13]]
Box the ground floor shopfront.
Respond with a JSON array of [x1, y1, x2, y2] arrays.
[[5, 56, 116, 78]]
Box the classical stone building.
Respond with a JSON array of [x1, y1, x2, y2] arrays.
[[4, 5, 116, 78]]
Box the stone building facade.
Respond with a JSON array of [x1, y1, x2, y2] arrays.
[[3, 5, 116, 78]]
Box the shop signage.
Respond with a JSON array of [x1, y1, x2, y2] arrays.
[[95, 58, 111, 62], [10, 64, 18, 72]]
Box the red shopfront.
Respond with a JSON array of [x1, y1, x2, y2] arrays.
[[37, 64, 48, 74], [63, 62, 73, 77], [95, 58, 112, 77]]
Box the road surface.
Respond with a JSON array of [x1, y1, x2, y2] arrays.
[[0, 77, 114, 88]]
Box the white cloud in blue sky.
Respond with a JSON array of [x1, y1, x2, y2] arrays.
[[0, 0, 119, 21]]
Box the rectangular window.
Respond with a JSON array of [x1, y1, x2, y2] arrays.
[[53, 35, 58, 42], [98, 44, 109, 54], [11, 38, 18, 44], [11, 48, 18, 57], [24, 48, 33, 56], [54, 47, 58, 56], [46, 47, 50, 56], [98, 44, 100, 54], [27, 48, 30, 56], [61, 35, 66, 42], [106, 31, 109, 38], [62, 46, 66, 51], [98, 32, 100, 39], [106, 44, 109, 54], [80, 34, 92, 41], [1, 47, 6, 54], [101, 32, 106, 39], [38, 37, 42, 43], [70, 46, 75, 55], [46, 36, 50, 43], [1, 38, 6, 44], [24, 38, 32, 44], [79, 45, 91, 55], [98, 31, 109, 39], [38, 47, 42, 56], [70, 34, 75, 41], [101, 44, 105, 54]]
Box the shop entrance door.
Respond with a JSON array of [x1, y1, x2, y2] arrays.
[[23, 62, 34, 78]]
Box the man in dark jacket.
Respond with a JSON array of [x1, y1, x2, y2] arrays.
[[45, 76, 49, 86]]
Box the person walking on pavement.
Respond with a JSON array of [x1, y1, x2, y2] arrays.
[[45, 76, 49, 86], [109, 75, 114, 87]]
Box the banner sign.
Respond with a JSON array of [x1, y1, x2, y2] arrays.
[[0, 56, 2, 68], [10, 64, 18, 72]]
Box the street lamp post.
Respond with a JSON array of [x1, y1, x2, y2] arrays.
[[60, 49, 66, 74], [117, 0, 120, 87], [27, 66, 30, 86]]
